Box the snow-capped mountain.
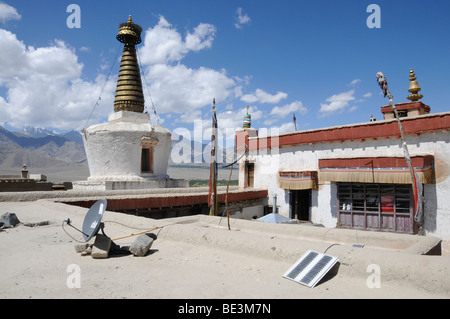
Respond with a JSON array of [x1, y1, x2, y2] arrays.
[[17, 126, 83, 144]]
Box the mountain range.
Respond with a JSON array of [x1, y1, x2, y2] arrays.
[[16, 126, 84, 144], [0, 126, 232, 182], [0, 126, 88, 180]]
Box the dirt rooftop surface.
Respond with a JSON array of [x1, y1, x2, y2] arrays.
[[0, 199, 449, 299]]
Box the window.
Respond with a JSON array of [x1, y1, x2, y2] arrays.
[[141, 148, 153, 173], [337, 183, 414, 233], [397, 110, 407, 118]]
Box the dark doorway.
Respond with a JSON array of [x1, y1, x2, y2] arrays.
[[245, 162, 254, 188], [291, 190, 311, 221], [141, 148, 153, 173]]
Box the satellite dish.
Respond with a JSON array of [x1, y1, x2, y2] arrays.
[[82, 199, 107, 242]]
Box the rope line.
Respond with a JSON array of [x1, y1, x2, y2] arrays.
[[83, 44, 121, 131], [136, 49, 160, 125]]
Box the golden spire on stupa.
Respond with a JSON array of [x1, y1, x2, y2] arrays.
[[113, 15, 145, 113], [407, 68, 423, 102]]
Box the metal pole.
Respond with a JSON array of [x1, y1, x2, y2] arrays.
[[386, 90, 420, 223], [273, 193, 277, 214], [376, 72, 423, 225]]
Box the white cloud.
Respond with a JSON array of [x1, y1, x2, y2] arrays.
[[135, 16, 239, 119], [0, 3, 21, 24], [217, 105, 262, 132], [0, 13, 298, 134], [278, 121, 296, 134], [197, 105, 262, 140], [175, 105, 263, 159], [0, 29, 27, 82], [144, 63, 236, 117], [0, 33, 82, 82], [349, 79, 361, 87], [257, 122, 295, 137], [177, 109, 203, 124], [241, 88, 287, 104], [270, 101, 307, 118], [0, 15, 235, 131], [185, 23, 216, 52], [363, 92, 372, 98], [138, 16, 216, 65], [79, 46, 90, 52], [234, 7, 251, 29], [27, 40, 83, 79], [138, 16, 185, 64], [319, 89, 356, 117], [0, 28, 115, 130]]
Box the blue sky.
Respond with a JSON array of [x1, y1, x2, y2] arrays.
[[0, 0, 449, 141]]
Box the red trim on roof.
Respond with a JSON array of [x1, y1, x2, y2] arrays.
[[381, 101, 430, 114], [61, 189, 268, 211], [249, 112, 450, 151]]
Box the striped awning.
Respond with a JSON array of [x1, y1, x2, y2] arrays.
[[319, 155, 434, 184], [279, 171, 318, 190]]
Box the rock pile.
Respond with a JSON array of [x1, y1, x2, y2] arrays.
[[74, 233, 157, 258]]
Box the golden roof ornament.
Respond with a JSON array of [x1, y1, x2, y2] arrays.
[[113, 15, 145, 113], [407, 68, 423, 102], [243, 106, 251, 129], [116, 15, 142, 45]]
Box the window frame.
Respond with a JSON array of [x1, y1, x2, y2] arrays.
[[337, 182, 414, 233]]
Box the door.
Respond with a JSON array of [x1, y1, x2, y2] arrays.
[[246, 162, 254, 188], [291, 190, 311, 221]]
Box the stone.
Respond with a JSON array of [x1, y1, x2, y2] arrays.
[[109, 242, 132, 256], [0, 212, 20, 229], [129, 233, 154, 257], [74, 243, 90, 253], [81, 246, 92, 256], [23, 221, 49, 227], [91, 234, 111, 259]]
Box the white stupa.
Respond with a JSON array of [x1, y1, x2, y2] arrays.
[[73, 16, 187, 190]]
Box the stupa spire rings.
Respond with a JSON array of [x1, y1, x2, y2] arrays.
[[114, 15, 145, 113]]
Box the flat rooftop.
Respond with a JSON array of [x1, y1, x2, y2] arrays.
[[0, 198, 448, 299]]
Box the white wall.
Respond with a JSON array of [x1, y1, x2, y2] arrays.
[[83, 112, 172, 182], [240, 131, 450, 240]]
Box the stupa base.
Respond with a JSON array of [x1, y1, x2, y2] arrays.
[[72, 178, 188, 191]]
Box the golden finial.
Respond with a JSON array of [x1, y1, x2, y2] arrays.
[[243, 106, 251, 129], [407, 68, 423, 102], [117, 15, 142, 45]]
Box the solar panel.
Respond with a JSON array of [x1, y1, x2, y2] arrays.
[[283, 250, 339, 288]]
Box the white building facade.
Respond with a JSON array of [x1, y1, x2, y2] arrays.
[[237, 103, 450, 250]]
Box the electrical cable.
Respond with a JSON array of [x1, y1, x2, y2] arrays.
[[61, 220, 85, 243], [323, 243, 341, 254]]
